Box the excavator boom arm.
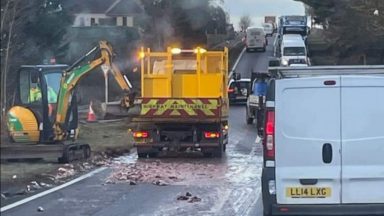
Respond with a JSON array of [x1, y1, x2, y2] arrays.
[[54, 41, 132, 140]]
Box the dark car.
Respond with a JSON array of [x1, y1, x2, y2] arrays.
[[228, 78, 251, 104]]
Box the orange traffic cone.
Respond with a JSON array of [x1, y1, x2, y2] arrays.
[[87, 101, 97, 122]]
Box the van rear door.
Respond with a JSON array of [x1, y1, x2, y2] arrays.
[[275, 76, 341, 204], [341, 76, 384, 204]]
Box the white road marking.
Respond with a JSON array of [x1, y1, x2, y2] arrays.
[[0, 167, 107, 213], [228, 47, 246, 80]]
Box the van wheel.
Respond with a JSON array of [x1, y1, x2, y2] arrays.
[[246, 107, 254, 124], [247, 117, 254, 125], [246, 48, 250, 52]]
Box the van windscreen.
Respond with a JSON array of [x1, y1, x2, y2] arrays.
[[283, 47, 306, 56], [250, 31, 261, 36]]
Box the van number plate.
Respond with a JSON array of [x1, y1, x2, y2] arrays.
[[286, 187, 331, 198]]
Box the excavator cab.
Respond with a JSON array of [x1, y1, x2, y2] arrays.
[[7, 64, 78, 143]]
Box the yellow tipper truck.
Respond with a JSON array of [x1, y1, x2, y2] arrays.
[[131, 47, 229, 158]]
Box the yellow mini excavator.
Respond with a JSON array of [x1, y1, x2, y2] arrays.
[[3, 41, 134, 163]]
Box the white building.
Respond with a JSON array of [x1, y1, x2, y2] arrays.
[[71, 0, 143, 27]]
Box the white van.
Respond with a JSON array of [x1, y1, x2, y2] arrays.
[[246, 27, 267, 52], [262, 66, 384, 216], [280, 37, 308, 66], [282, 34, 303, 42], [262, 23, 274, 37]]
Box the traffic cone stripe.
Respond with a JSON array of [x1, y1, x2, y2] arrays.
[[87, 101, 97, 122]]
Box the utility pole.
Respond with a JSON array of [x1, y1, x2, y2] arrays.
[[1, 0, 17, 117]]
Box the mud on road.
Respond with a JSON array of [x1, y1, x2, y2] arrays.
[[1, 120, 133, 207]]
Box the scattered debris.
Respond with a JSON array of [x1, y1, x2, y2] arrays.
[[37, 206, 44, 212], [29, 181, 42, 190], [12, 175, 17, 179], [188, 196, 202, 203], [39, 182, 53, 188], [153, 180, 168, 186], [177, 192, 201, 203], [177, 195, 189, 201], [1, 193, 7, 199], [56, 166, 75, 179]]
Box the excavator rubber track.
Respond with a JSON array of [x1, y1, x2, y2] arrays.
[[1, 143, 91, 163]]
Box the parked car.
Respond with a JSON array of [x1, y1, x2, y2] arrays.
[[228, 78, 251, 104], [262, 65, 384, 216]]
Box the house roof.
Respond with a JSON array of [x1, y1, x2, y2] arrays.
[[106, 0, 143, 16], [66, 0, 142, 15]]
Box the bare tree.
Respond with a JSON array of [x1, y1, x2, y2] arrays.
[[238, 15, 253, 31]]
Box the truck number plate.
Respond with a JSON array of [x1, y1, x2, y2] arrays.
[[286, 187, 331, 198]]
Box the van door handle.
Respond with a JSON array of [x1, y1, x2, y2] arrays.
[[300, 179, 318, 185], [322, 143, 333, 164]]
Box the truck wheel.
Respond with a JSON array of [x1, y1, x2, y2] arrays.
[[212, 148, 222, 158], [148, 152, 158, 158], [137, 153, 147, 158], [203, 152, 213, 157], [213, 136, 224, 158], [137, 147, 150, 158]]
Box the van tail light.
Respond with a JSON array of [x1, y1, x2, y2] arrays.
[[228, 88, 235, 93], [133, 131, 149, 138], [204, 132, 220, 139], [264, 110, 275, 159]]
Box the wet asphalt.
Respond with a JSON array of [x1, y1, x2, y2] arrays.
[[1, 38, 274, 216]]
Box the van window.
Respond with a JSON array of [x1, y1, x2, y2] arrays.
[[283, 47, 306, 56], [249, 31, 261, 36]]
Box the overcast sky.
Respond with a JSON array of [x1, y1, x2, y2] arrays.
[[221, 0, 305, 29]]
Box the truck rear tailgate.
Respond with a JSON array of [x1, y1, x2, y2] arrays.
[[135, 98, 228, 121]]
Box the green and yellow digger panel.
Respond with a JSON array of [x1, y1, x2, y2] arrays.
[[7, 106, 40, 143]]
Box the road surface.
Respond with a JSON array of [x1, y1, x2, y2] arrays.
[[1, 38, 275, 216]]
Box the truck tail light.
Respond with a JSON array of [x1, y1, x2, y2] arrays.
[[133, 131, 149, 138], [264, 110, 275, 159], [204, 132, 220, 139]]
